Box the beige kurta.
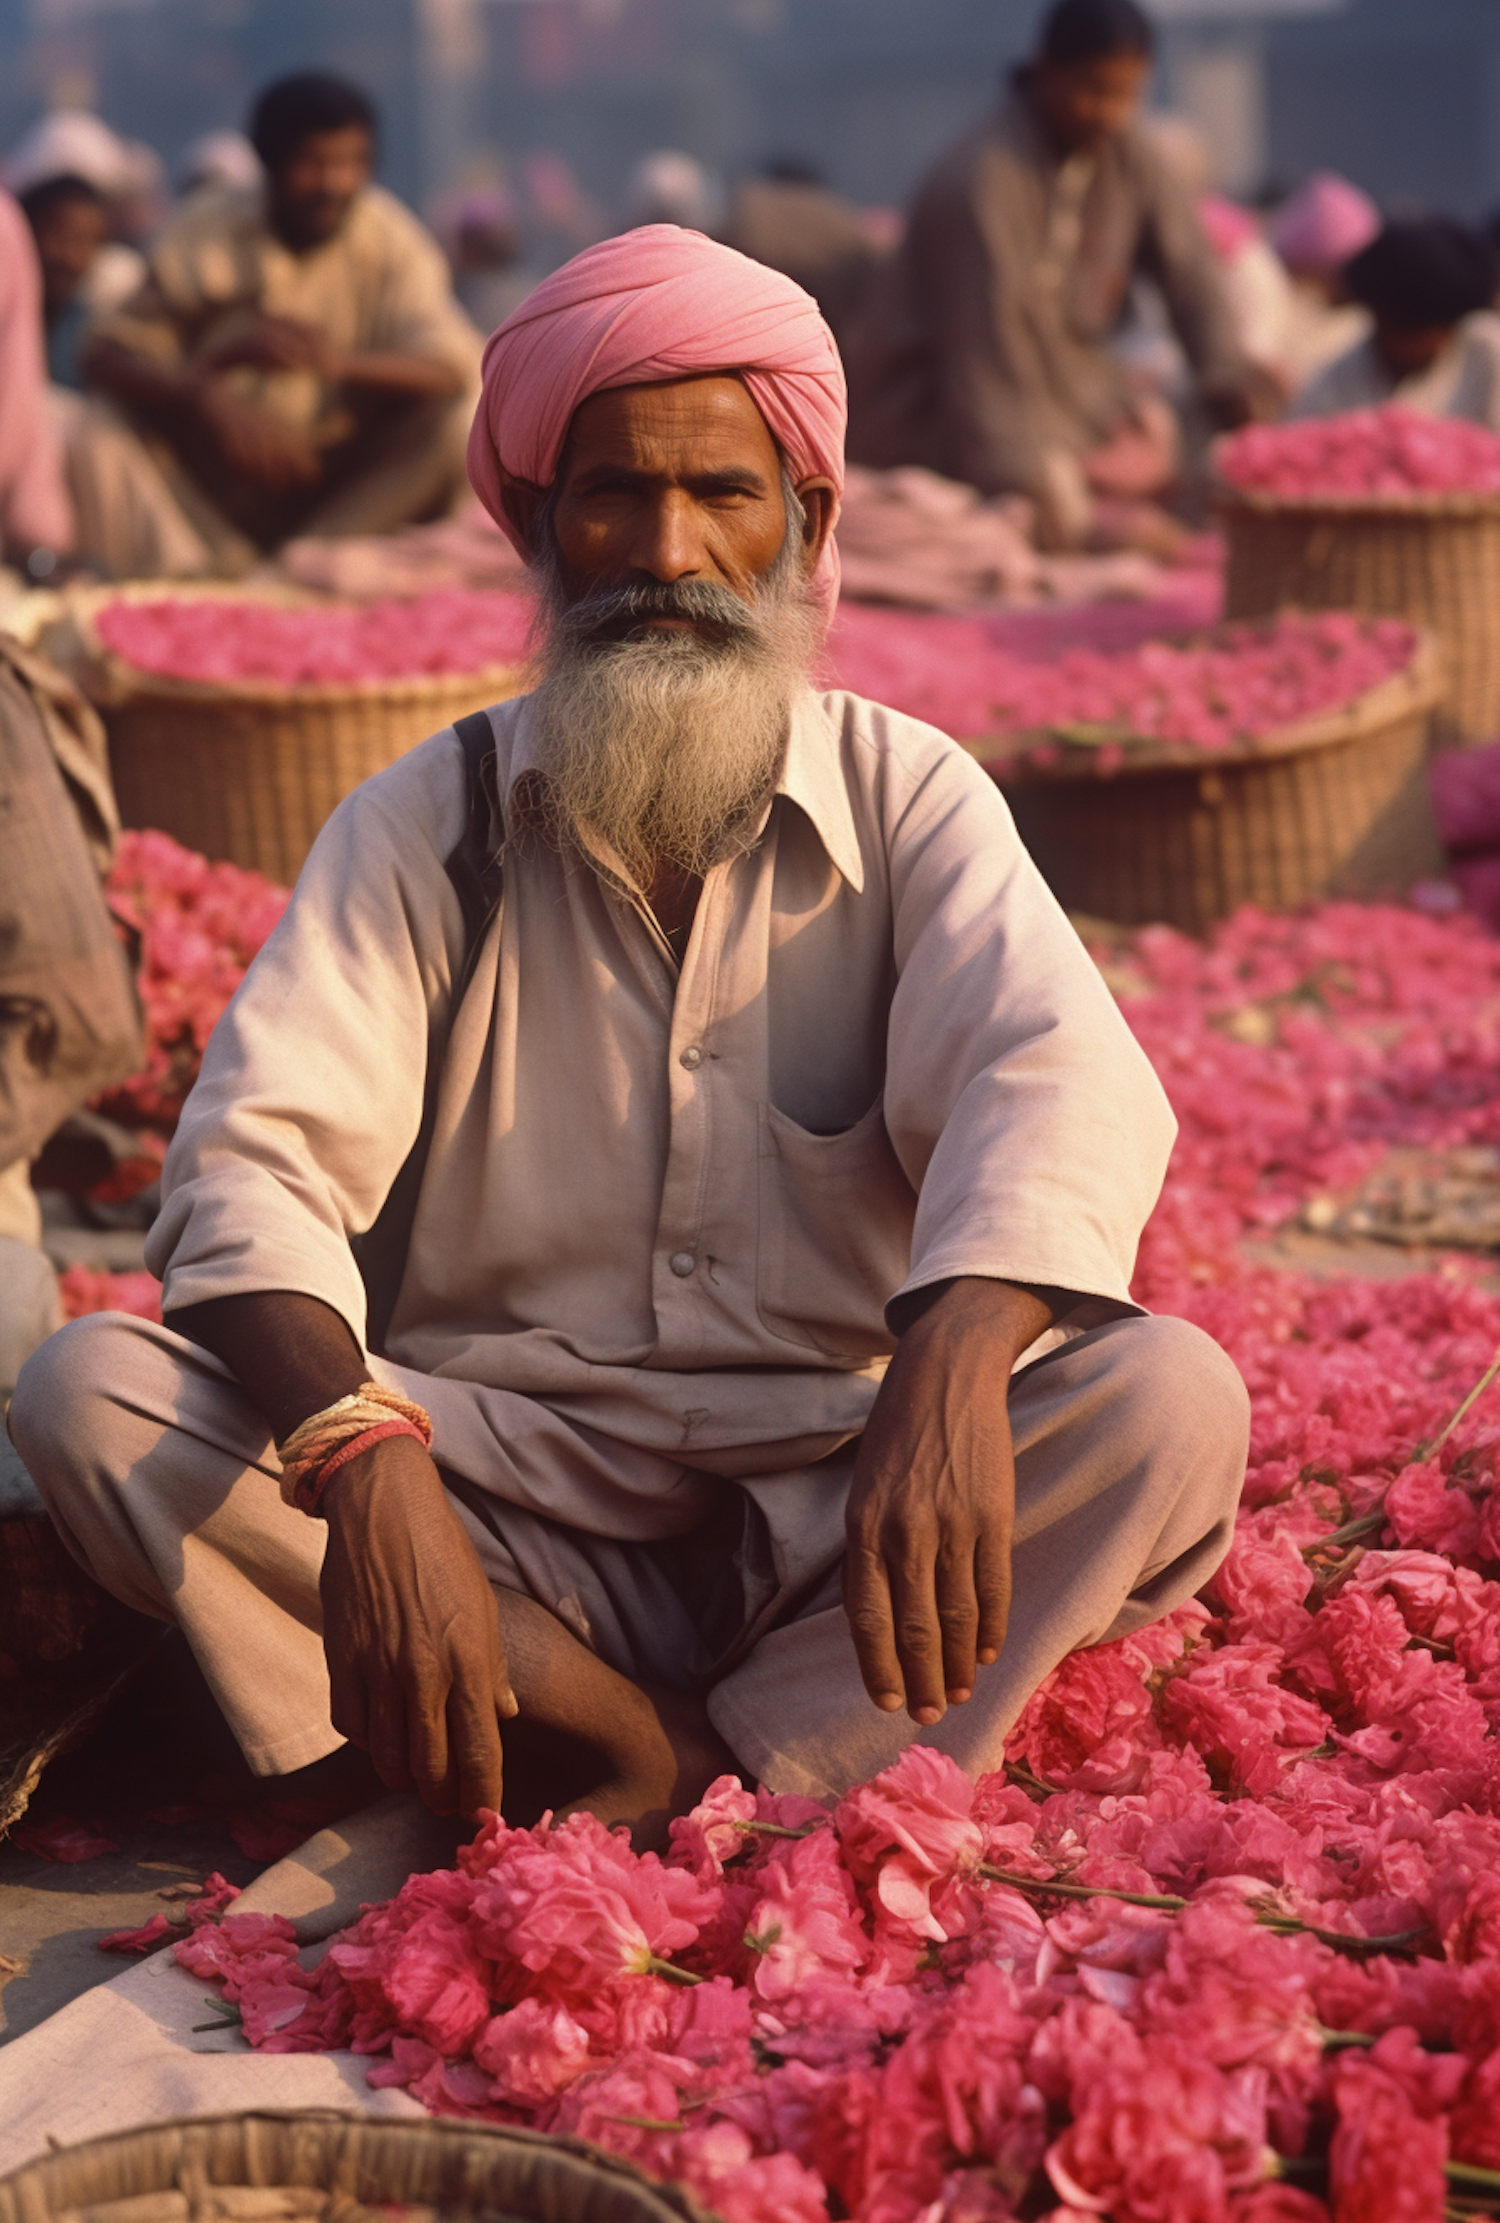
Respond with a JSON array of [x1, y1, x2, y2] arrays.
[[147, 686, 1175, 1541], [17, 688, 1251, 1793], [847, 87, 1252, 539]]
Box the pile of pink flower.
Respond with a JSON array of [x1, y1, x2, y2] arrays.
[[1218, 405, 1500, 500], [984, 613, 1414, 757], [100, 828, 289, 1127], [823, 606, 1411, 750], [94, 588, 537, 688], [173, 894, 1500, 2220]]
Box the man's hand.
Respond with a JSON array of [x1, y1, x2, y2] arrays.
[[844, 1278, 1055, 1725], [194, 381, 324, 489], [320, 1432, 518, 1816], [200, 315, 345, 382]]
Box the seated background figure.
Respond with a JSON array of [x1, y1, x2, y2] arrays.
[[12, 227, 1249, 1840], [1291, 217, 1500, 433], [67, 72, 482, 579], [846, 0, 1273, 550]]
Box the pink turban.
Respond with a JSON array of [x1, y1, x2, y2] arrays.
[[466, 224, 846, 604], [1270, 173, 1380, 277]]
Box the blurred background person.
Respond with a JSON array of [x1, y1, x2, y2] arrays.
[[175, 129, 262, 201], [1291, 216, 1500, 430], [623, 148, 721, 235], [437, 184, 532, 335], [723, 158, 888, 357], [65, 70, 482, 579], [847, 0, 1273, 552], [0, 187, 74, 582], [19, 174, 130, 392], [1268, 170, 1380, 388]]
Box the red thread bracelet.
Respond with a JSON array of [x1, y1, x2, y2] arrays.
[[298, 1416, 429, 1515]]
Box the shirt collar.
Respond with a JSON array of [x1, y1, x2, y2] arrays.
[[500, 685, 865, 897]]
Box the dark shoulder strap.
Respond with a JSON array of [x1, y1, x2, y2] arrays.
[[354, 708, 506, 1352], [445, 707, 506, 949]]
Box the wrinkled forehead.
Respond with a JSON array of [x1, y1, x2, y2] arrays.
[[557, 373, 783, 487]]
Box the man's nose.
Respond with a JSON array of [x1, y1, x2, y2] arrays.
[[630, 491, 706, 583]]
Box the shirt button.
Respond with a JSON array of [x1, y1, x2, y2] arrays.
[[679, 1045, 703, 1070], [669, 1250, 696, 1278]]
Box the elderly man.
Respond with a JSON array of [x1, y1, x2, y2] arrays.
[[12, 228, 1248, 1838], [65, 72, 481, 579], [847, 0, 1269, 550]]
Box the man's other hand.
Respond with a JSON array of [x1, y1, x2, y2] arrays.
[[195, 382, 325, 488], [200, 315, 343, 381], [843, 1277, 1055, 1725], [320, 1433, 517, 1817]]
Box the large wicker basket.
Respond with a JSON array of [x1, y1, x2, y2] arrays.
[[974, 628, 1444, 934], [1218, 480, 1500, 745], [29, 585, 527, 886], [0, 2111, 711, 2223]]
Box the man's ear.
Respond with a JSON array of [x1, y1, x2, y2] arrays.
[[498, 469, 547, 556], [793, 476, 839, 577]]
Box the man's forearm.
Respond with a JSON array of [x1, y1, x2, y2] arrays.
[[85, 337, 207, 423], [170, 1290, 367, 1443], [336, 350, 465, 400]]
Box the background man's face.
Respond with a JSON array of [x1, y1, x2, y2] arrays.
[[547, 375, 809, 623], [268, 124, 373, 248], [1030, 51, 1151, 156], [1374, 318, 1457, 377], [32, 196, 109, 315]]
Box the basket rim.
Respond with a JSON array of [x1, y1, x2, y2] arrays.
[[56, 580, 530, 710], [1212, 476, 1500, 519], [964, 622, 1443, 786], [0, 2108, 713, 2223]]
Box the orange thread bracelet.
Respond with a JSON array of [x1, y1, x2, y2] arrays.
[[300, 1417, 429, 1514]]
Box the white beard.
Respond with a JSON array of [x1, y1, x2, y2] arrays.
[[526, 531, 821, 887]]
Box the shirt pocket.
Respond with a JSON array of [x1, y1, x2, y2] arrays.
[[756, 1098, 916, 1359]]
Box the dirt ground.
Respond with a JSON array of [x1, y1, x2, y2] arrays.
[[0, 1633, 376, 2043]]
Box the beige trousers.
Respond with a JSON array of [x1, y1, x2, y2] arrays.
[[9, 1309, 1248, 1800], [61, 391, 475, 582]]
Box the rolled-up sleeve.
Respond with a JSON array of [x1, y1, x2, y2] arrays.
[[875, 725, 1175, 1323], [145, 733, 472, 1346]]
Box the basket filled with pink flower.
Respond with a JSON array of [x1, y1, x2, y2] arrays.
[[27, 583, 534, 886], [1215, 407, 1500, 744], [970, 611, 1443, 933]]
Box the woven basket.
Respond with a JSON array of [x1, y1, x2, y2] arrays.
[[30, 584, 526, 887], [0, 2111, 712, 2223], [975, 629, 1444, 935], [1218, 480, 1500, 745]]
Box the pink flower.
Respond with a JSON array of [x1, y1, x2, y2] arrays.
[[669, 1774, 761, 1882], [836, 1747, 985, 1943], [471, 1998, 591, 2103], [470, 1811, 719, 2003], [744, 1831, 868, 2001], [1327, 2033, 1459, 2223], [1046, 2041, 1268, 2220]]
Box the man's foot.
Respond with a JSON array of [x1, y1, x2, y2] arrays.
[[494, 1591, 740, 1849]]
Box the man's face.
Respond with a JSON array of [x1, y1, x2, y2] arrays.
[[1374, 318, 1457, 378], [521, 374, 834, 886], [33, 195, 109, 315], [1029, 51, 1151, 156], [544, 375, 828, 623], [267, 124, 373, 250]]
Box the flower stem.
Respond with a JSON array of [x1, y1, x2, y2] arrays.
[[1420, 1342, 1500, 1460], [645, 1955, 704, 1986], [979, 1864, 1188, 1912], [730, 1819, 824, 1840]]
